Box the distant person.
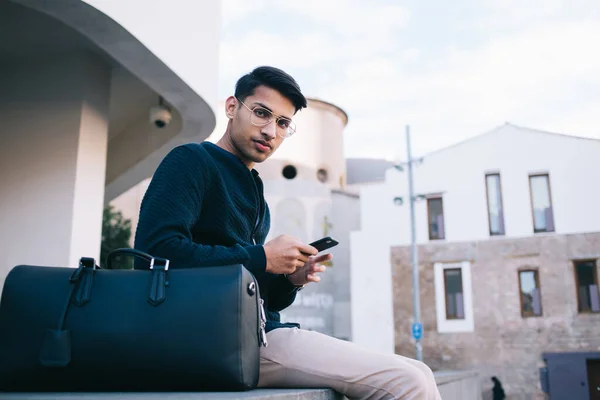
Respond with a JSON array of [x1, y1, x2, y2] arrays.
[[135, 65, 442, 399], [492, 376, 506, 400]]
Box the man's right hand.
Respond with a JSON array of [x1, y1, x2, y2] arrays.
[[263, 235, 318, 275]]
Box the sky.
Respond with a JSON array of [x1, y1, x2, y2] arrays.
[[217, 0, 600, 160]]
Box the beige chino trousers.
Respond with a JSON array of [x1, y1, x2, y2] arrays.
[[258, 328, 442, 400]]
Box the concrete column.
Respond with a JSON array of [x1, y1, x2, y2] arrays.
[[68, 56, 110, 267], [0, 53, 110, 290]]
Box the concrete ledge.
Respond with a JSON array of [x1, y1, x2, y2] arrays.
[[3, 371, 480, 400], [0, 389, 343, 400], [434, 370, 481, 400], [434, 369, 479, 385]]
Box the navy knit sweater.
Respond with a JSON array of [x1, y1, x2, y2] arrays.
[[134, 142, 300, 332]]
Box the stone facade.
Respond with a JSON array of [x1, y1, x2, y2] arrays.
[[391, 232, 600, 400]]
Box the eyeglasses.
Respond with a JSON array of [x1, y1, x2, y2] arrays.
[[237, 98, 296, 138]]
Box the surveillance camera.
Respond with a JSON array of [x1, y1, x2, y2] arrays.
[[149, 105, 172, 128], [393, 196, 404, 206]]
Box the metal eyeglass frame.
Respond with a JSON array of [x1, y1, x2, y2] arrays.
[[236, 97, 296, 138]]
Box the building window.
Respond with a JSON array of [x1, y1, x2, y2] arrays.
[[434, 262, 474, 333], [574, 260, 600, 313], [444, 268, 465, 319], [529, 174, 555, 233], [518, 269, 542, 317], [485, 173, 505, 236], [316, 168, 328, 183], [427, 197, 445, 240], [282, 165, 298, 179]]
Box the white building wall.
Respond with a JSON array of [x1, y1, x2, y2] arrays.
[[269, 100, 348, 189], [364, 124, 600, 247], [0, 54, 110, 288], [349, 230, 396, 353], [83, 0, 221, 112]]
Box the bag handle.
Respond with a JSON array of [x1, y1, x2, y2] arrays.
[[105, 248, 170, 306], [105, 248, 169, 270]]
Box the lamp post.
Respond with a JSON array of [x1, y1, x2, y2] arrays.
[[394, 125, 424, 361]]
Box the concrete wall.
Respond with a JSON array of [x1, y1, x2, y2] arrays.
[[82, 0, 221, 111], [265, 181, 337, 336], [330, 190, 361, 340], [0, 53, 110, 287], [93, 0, 222, 198], [266, 184, 359, 340], [349, 228, 397, 353], [391, 233, 600, 399], [104, 95, 184, 188]]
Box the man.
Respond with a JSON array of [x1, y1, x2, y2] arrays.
[[134, 66, 442, 400]]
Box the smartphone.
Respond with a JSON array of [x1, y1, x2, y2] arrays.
[[309, 236, 339, 253]]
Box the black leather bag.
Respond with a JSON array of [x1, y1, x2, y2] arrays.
[[0, 249, 267, 392]]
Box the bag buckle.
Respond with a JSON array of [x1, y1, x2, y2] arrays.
[[259, 299, 268, 347], [149, 257, 169, 271]]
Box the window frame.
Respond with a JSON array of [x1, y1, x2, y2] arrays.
[[573, 259, 600, 314], [427, 196, 445, 240], [517, 268, 543, 318], [485, 173, 506, 236], [443, 268, 464, 320], [528, 173, 555, 233], [434, 261, 474, 333]]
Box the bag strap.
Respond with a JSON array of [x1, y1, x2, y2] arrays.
[[71, 257, 97, 306], [40, 257, 98, 367]]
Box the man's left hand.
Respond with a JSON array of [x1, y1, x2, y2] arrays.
[[286, 253, 333, 287]]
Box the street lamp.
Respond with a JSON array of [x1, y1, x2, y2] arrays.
[[393, 125, 425, 362]]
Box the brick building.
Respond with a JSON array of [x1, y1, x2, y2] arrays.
[[351, 123, 600, 399]]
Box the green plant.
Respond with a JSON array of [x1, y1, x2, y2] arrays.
[[100, 204, 133, 269]]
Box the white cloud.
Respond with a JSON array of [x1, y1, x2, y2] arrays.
[[474, 0, 600, 31], [220, 31, 338, 71], [277, 1, 410, 38], [541, 100, 600, 139], [219, 0, 411, 89], [218, 30, 342, 95], [219, 0, 600, 158], [328, 20, 600, 157], [402, 48, 421, 62], [221, 0, 267, 25]]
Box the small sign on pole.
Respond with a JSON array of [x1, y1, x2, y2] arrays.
[[411, 322, 423, 341]]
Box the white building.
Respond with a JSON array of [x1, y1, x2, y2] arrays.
[[351, 123, 600, 398], [0, 0, 221, 290]]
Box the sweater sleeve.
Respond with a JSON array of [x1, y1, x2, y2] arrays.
[[133, 145, 266, 276], [267, 275, 301, 311]]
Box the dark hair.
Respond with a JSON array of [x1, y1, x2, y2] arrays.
[[234, 66, 307, 113]]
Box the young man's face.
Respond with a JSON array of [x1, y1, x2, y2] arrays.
[[224, 85, 296, 167]]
